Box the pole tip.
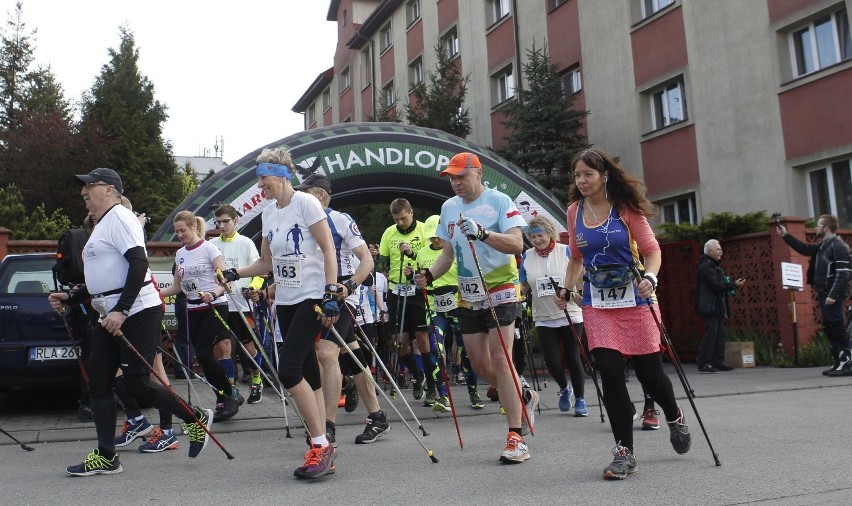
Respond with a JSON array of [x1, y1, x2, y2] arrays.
[[428, 451, 438, 463]]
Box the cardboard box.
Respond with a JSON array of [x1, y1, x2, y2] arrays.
[[725, 342, 755, 368]]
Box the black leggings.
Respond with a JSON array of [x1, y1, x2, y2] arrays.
[[592, 348, 679, 451], [187, 304, 232, 397], [276, 299, 323, 390], [537, 324, 585, 397]]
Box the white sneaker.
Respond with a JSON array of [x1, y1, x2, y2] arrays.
[[520, 388, 539, 436], [499, 432, 530, 464]]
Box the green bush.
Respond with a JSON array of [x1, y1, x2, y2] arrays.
[[658, 211, 769, 244]]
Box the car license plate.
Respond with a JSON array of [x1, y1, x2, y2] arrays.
[[29, 345, 78, 361]]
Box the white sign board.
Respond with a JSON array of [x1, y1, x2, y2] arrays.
[[780, 262, 804, 290]]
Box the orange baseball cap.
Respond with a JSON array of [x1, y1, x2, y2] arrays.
[[440, 152, 481, 177]]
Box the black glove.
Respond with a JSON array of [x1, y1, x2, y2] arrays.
[[222, 268, 240, 282], [421, 268, 434, 286], [321, 292, 340, 318], [342, 279, 358, 296]]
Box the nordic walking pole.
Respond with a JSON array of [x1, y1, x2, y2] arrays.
[[416, 272, 463, 450], [158, 346, 219, 395], [462, 217, 534, 435], [314, 306, 438, 463], [205, 286, 301, 437], [0, 426, 34, 451], [113, 329, 234, 460], [629, 265, 721, 466], [341, 303, 431, 437], [549, 277, 606, 423], [57, 306, 90, 386], [160, 323, 205, 407]]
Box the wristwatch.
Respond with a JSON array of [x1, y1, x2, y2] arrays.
[[121, 309, 130, 317], [325, 284, 342, 294]]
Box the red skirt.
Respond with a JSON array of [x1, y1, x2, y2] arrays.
[[582, 305, 662, 356]]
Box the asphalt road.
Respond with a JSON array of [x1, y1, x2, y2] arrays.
[[1, 366, 850, 505]]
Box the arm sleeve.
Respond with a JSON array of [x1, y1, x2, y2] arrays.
[[782, 234, 819, 257], [567, 202, 582, 260], [519, 251, 528, 283], [111, 246, 148, 313], [622, 208, 660, 256]]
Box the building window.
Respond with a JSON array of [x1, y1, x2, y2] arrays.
[[492, 65, 515, 105], [641, 0, 674, 19], [322, 88, 331, 110], [560, 65, 582, 96], [442, 28, 459, 58], [488, 0, 510, 26], [361, 47, 372, 86], [340, 67, 350, 94], [807, 159, 852, 228], [307, 103, 316, 125], [383, 81, 396, 108], [649, 78, 687, 130], [409, 57, 423, 90], [789, 8, 851, 78], [406, 0, 421, 26], [380, 23, 393, 52], [659, 193, 697, 225], [550, 0, 567, 10]]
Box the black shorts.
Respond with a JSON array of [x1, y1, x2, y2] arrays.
[[323, 302, 357, 345], [228, 311, 255, 344], [90, 306, 162, 376], [387, 291, 427, 335], [456, 303, 520, 335]]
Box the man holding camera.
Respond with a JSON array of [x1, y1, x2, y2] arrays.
[[777, 215, 851, 376]]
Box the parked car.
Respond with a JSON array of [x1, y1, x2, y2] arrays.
[[0, 253, 81, 391]]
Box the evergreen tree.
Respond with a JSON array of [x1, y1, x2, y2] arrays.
[[79, 26, 183, 230], [498, 44, 588, 203], [0, 1, 34, 130], [369, 86, 401, 122], [404, 43, 470, 139]]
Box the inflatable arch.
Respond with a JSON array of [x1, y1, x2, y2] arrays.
[[152, 123, 567, 243]]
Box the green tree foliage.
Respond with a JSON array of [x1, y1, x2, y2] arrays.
[[404, 43, 471, 139], [178, 161, 200, 197], [0, 1, 33, 130], [369, 86, 401, 122], [0, 183, 69, 238], [656, 211, 769, 243], [498, 44, 589, 204], [79, 26, 183, 230]]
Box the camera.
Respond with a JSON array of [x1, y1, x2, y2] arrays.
[[771, 212, 782, 226], [135, 212, 152, 227]]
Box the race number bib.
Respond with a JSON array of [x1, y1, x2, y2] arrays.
[[536, 276, 562, 297], [394, 283, 416, 297], [90, 296, 107, 317], [433, 291, 458, 312], [590, 282, 637, 309], [458, 275, 486, 302], [274, 257, 302, 288], [489, 285, 518, 305], [180, 277, 201, 300]]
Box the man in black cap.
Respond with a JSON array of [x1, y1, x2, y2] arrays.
[[49, 168, 215, 476], [295, 173, 391, 444]]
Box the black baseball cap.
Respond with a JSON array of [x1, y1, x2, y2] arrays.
[[294, 173, 332, 195], [76, 168, 123, 194]]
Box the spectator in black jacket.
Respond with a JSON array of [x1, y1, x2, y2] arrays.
[[777, 215, 852, 376], [695, 239, 746, 373]]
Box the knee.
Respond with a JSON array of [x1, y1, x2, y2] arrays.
[[316, 342, 338, 366]]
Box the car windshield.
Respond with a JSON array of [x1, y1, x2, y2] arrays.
[[0, 257, 56, 294]]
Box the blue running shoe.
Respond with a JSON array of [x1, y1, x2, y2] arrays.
[[558, 386, 573, 412], [574, 397, 588, 417], [138, 427, 179, 453], [66, 449, 122, 476], [115, 418, 153, 447]]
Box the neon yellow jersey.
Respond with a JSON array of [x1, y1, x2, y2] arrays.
[[379, 220, 426, 290], [416, 243, 459, 309]]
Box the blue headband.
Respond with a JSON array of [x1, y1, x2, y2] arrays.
[[529, 226, 545, 235], [256, 163, 293, 180]]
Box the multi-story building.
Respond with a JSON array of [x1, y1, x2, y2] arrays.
[[293, 0, 852, 227]]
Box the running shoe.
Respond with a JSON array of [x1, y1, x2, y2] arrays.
[[499, 432, 530, 464], [520, 388, 539, 436], [433, 394, 450, 413], [668, 407, 691, 454], [454, 371, 466, 385], [138, 427, 179, 453], [423, 389, 436, 407], [558, 386, 573, 412], [469, 390, 484, 409], [486, 385, 499, 402], [294, 444, 336, 479], [355, 411, 390, 444], [603, 444, 637, 480], [574, 397, 588, 417], [114, 418, 153, 447], [641, 408, 660, 430], [66, 449, 123, 476], [185, 408, 214, 459], [247, 383, 263, 404], [213, 392, 244, 422], [412, 377, 424, 400], [343, 377, 359, 413]]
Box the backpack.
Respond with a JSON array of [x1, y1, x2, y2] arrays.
[[54, 228, 89, 287]]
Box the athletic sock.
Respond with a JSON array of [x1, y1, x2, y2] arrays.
[[509, 428, 522, 437], [414, 353, 424, 373], [252, 371, 262, 385], [250, 351, 261, 371], [219, 358, 235, 384], [129, 415, 145, 424], [311, 434, 329, 447]]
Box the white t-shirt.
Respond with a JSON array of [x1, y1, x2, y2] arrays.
[[209, 232, 260, 313], [326, 207, 366, 306], [355, 284, 375, 325], [82, 204, 160, 316], [374, 271, 388, 318], [520, 243, 582, 325], [262, 191, 329, 305], [175, 240, 226, 310]]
